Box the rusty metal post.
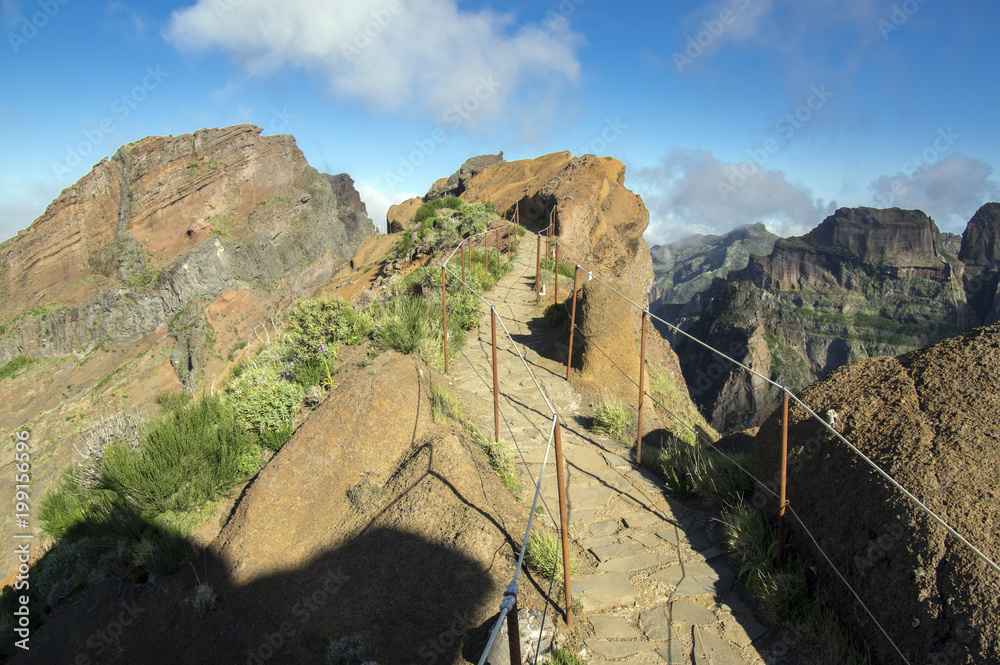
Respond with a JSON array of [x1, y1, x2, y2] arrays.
[[492, 307, 500, 444], [496, 226, 501, 264], [461, 242, 466, 295], [553, 245, 560, 307], [554, 416, 573, 628], [442, 266, 449, 374], [507, 224, 512, 256], [636, 311, 647, 464], [567, 265, 579, 382], [507, 599, 523, 665], [535, 234, 541, 304], [777, 391, 789, 567]]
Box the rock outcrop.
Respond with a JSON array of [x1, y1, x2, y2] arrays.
[[0, 124, 373, 387], [650, 222, 778, 323], [959, 202, 1000, 324], [425, 152, 504, 200], [752, 322, 1000, 665], [676, 206, 985, 430], [0, 124, 373, 573]]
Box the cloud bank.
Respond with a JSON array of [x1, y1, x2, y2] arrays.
[[637, 148, 835, 246], [164, 0, 583, 132]]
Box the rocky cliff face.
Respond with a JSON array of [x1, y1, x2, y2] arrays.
[[0, 125, 373, 571], [675, 206, 991, 431], [0, 124, 373, 387], [650, 222, 778, 336], [752, 323, 1000, 664]]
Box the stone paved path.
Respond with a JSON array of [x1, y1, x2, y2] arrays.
[[446, 232, 771, 664]]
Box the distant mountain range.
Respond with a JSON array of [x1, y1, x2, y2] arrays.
[[652, 205, 1000, 431]]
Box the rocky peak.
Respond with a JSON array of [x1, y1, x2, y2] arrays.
[[425, 152, 505, 199], [798, 206, 942, 267], [958, 202, 1000, 267]]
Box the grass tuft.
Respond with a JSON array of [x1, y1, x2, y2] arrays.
[[525, 530, 575, 588], [592, 398, 633, 444]]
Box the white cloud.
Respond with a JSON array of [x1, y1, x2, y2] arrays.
[[106, 2, 147, 40], [868, 153, 1000, 231], [164, 0, 582, 133], [636, 148, 835, 245], [355, 179, 417, 235]]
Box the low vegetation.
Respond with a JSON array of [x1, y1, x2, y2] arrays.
[[525, 530, 575, 589], [430, 384, 520, 496], [591, 398, 634, 444], [647, 437, 753, 507]]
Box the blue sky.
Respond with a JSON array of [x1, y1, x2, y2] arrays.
[[2, 0, 998, 246]]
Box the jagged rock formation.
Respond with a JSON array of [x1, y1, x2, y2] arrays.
[[0, 124, 373, 388], [752, 322, 1000, 664], [650, 222, 778, 329], [0, 124, 373, 573], [675, 206, 995, 431], [959, 202, 1000, 323], [425, 151, 504, 200]]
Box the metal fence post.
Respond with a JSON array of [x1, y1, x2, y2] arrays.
[[461, 242, 466, 295], [507, 598, 522, 665], [507, 223, 512, 256], [442, 266, 449, 374], [535, 234, 541, 304], [492, 307, 500, 444], [553, 245, 559, 307], [554, 416, 573, 628], [567, 265, 579, 382], [777, 391, 789, 567], [636, 311, 647, 464]]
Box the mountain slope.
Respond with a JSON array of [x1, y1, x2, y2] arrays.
[[675, 206, 993, 431]]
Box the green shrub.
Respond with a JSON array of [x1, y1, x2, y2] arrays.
[[525, 530, 575, 587], [38, 472, 92, 540], [258, 426, 294, 452], [0, 354, 32, 380], [154, 390, 192, 413], [293, 349, 340, 390], [229, 365, 304, 436], [543, 303, 569, 327], [237, 445, 263, 477], [414, 201, 438, 223], [651, 438, 753, 507], [372, 295, 434, 355], [285, 298, 372, 353], [550, 649, 586, 665], [99, 395, 256, 516], [592, 399, 633, 444], [722, 505, 808, 623]]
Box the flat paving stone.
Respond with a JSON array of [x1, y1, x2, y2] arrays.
[[585, 639, 654, 658], [589, 519, 619, 537], [656, 639, 691, 664], [597, 553, 670, 573], [574, 572, 635, 612], [570, 484, 617, 507], [722, 614, 768, 647], [628, 530, 663, 549], [639, 605, 672, 640], [590, 615, 642, 640], [580, 535, 617, 551], [568, 507, 601, 524], [651, 561, 736, 596], [622, 511, 665, 529], [693, 626, 744, 665], [689, 547, 726, 562], [669, 600, 718, 625], [590, 542, 645, 562], [688, 531, 711, 549]]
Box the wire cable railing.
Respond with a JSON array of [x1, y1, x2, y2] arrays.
[[534, 221, 997, 663]]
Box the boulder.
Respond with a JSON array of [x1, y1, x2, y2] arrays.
[[752, 322, 1000, 664]]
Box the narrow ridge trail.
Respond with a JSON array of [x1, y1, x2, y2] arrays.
[[445, 232, 772, 664]]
